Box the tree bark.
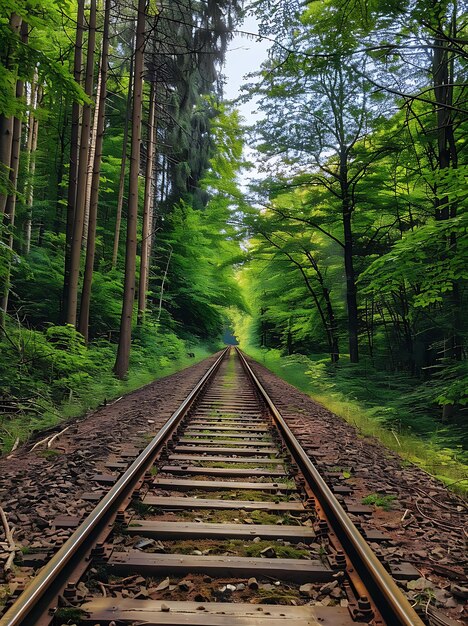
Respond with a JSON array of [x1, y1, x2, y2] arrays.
[[114, 0, 147, 379], [63, 0, 85, 320], [137, 80, 157, 324], [112, 37, 135, 269], [83, 50, 102, 249], [432, 26, 461, 420], [24, 79, 41, 254], [78, 0, 111, 342], [1, 21, 28, 329], [0, 13, 23, 216], [340, 155, 359, 363], [65, 0, 97, 326]]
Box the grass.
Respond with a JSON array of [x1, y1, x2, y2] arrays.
[[1, 343, 216, 455], [54, 606, 86, 625], [361, 493, 397, 511], [53, 607, 87, 624], [242, 346, 468, 497], [160, 539, 312, 559], [38, 448, 62, 460], [258, 588, 302, 604], [182, 489, 295, 502]]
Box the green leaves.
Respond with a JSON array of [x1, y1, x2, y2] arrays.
[[361, 215, 468, 308]]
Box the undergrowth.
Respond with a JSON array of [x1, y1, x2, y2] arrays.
[[0, 321, 220, 454], [243, 346, 468, 496]]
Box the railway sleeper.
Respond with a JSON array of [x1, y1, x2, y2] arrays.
[[106, 551, 335, 582], [79, 598, 358, 626]]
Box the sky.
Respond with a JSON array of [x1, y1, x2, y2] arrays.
[[223, 13, 270, 126], [222, 14, 270, 185]]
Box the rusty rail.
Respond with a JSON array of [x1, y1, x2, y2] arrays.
[[236, 347, 425, 626]]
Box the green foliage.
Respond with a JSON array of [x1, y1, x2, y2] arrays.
[[361, 494, 396, 511], [238, 0, 467, 487], [0, 316, 217, 454], [0, 1, 85, 118], [240, 344, 468, 495], [361, 216, 468, 308]]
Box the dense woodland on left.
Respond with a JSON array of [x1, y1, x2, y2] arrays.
[[0, 0, 246, 450]]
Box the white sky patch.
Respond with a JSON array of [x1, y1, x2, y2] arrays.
[[223, 13, 270, 189], [223, 14, 269, 119]]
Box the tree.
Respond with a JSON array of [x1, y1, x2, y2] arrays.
[[65, 0, 97, 326], [78, 0, 111, 342], [137, 80, 157, 324], [63, 0, 85, 318], [114, 0, 147, 379]]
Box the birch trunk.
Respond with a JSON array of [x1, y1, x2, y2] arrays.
[[24, 77, 41, 254], [83, 44, 103, 248]]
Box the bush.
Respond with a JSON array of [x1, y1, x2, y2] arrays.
[[0, 318, 216, 454]]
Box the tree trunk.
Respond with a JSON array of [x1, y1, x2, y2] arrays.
[[304, 250, 339, 363], [0, 13, 22, 216], [157, 246, 173, 321], [24, 80, 41, 254], [83, 49, 102, 249], [78, 0, 111, 342], [114, 0, 147, 379], [65, 0, 97, 326], [432, 28, 461, 420], [340, 156, 359, 363], [63, 0, 85, 321], [0, 21, 27, 329], [111, 38, 135, 269], [137, 81, 157, 324]]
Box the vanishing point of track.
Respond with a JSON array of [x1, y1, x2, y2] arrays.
[[0, 348, 425, 626]]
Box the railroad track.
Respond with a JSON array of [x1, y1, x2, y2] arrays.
[[0, 347, 427, 626]]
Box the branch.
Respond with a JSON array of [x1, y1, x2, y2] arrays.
[[0, 506, 18, 573], [267, 205, 345, 249]]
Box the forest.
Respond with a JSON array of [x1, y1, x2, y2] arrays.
[[0, 1, 466, 489]]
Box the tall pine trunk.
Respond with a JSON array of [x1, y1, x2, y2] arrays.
[[1, 21, 28, 329], [0, 13, 22, 217], [112, 39, 135, 269], [114, 0, 147, 379], [63, 0, 85, 319], [65, 0, 97, 326], [78, 0, 111, 342], [137, 80, 157, 324]]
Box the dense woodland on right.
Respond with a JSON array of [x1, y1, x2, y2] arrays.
[[237, 0, 468, 485], [0, 0, 466, 488]]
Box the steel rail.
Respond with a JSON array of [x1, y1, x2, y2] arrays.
[[236, 347, 425, 626], [0, 348, 229, 626]]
